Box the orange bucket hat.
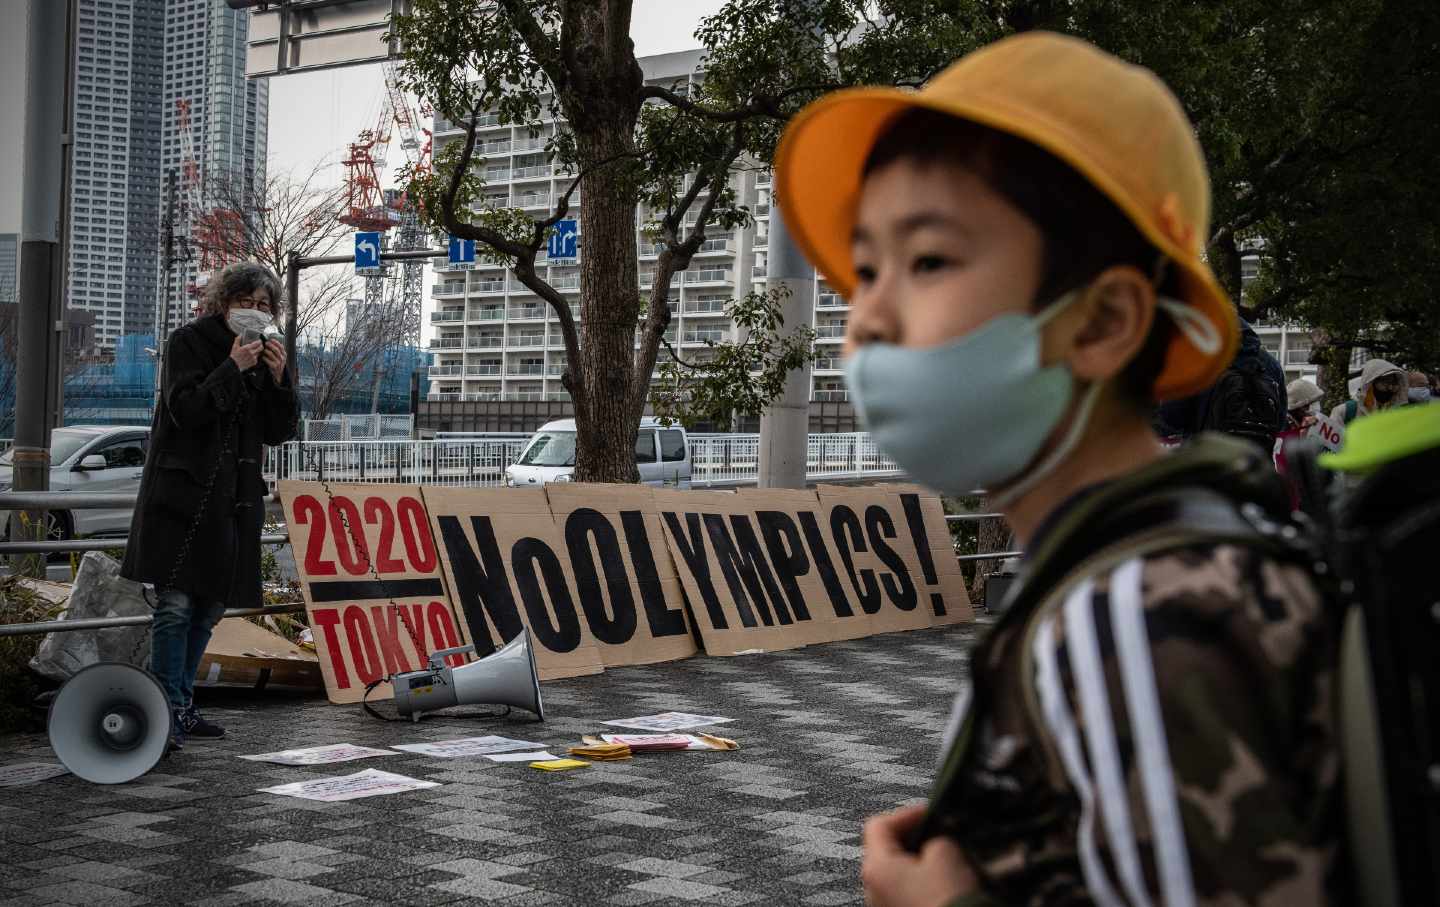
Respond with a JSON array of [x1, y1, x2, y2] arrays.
[[774, 31, 1238, 401]]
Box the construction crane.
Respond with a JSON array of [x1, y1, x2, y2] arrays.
[[337, 62, 434, 409]]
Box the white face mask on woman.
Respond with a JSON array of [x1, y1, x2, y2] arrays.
[[227, 307, 273, 338]]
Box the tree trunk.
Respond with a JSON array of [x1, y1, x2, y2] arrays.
[[574, 125, 642, 483], [967, 506, 1013, 605], [1209, 226, 1245, 305], [1315, 341, 1353, 412]]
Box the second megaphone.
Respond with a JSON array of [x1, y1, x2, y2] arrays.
[[391, 628, 545, 723]]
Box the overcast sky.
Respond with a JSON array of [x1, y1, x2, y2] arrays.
[[266, 1, 727, 185]]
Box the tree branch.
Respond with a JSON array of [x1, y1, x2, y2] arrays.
[[493, 0, 566, 89]]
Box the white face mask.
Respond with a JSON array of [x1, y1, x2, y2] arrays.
[[227, 307, 273, 338]]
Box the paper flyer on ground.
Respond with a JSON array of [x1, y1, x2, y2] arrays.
[[258, 769, 440, 802], [389, 736, 547, 759], [484, 751, 557, 763], [601, 712, 735, 732], [240, 744, 396, 766], [601, 734, 726, 751], [0, 762, 69, 787]]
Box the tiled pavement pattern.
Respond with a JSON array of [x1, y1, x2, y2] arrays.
[[0, 622, 983, 906]]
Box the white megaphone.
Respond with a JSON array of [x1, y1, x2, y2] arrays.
[[48, 662, 171, 784], [391, 628, 545, 723]]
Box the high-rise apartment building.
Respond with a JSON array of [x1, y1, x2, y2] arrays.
[[0, 234, 17, 306], [64, 0, 267, 350], [425, 49, 848, 405], [158, 0, 269, 336], [68, 0, 165, 349]]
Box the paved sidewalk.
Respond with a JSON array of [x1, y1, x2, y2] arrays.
[[0, 622, 982, 906]]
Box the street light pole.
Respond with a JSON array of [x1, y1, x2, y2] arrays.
[[12, 0, 76, 576]]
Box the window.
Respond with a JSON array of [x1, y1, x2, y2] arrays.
[[93, 436, 146, 469], [660, 429, 686, 462], [634, 431, 657, 464]]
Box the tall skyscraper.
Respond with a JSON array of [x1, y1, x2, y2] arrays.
[[64, 0, 267, 350], [158, 0, 269, 337], [67, 0, 165, 350]]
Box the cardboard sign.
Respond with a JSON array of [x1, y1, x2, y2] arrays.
[[284, 480, 973, 702], [654, 484, 971, 655], [1308, 413, 1345, 452], [542, 483, 699, 666], [424, 487, 605, 680], [279, 482, 472, 704]]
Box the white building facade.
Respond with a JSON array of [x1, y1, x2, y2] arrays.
[[426, 49, 848, 405]]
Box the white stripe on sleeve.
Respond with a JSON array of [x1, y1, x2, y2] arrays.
[[1109, 557, 1196, 907], [1064, 576, 1154, 907], [1033, 598, 1123, 907]]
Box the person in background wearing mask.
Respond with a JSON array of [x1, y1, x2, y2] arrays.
[[1285, 378, 1325, 433], [1276, 378, 1325, 508], [1407, 370, 1432, 405], [122, 262, 299, 749], [1332, 358, 1406, 424], [776, 32, 1337, 906]]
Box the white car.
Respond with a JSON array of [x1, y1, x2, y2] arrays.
[[504, 418, 691, 488], [0, 425, 151, 540]]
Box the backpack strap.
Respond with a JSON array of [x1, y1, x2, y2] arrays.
[[1345, 399, 1359, 424]]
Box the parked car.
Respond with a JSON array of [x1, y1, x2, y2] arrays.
[[504, 418, 691, 488], [0, 425, 151, 540]]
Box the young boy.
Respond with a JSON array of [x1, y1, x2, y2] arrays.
[[775, 32, 1338, 906]]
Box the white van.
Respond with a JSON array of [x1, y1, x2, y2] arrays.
[[504, 418, 691, 488]]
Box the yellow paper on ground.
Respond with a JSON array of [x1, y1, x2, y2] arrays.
[[531, 758, 590, 771]]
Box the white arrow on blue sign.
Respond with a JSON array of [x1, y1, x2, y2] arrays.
[[448, 236, 476, 268], [354, 232, 382, 274], [547, 219, 578, 260]]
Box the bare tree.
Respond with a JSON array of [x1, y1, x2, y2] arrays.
[[298, 290, 412, 420], [194, 161, 352, 338]]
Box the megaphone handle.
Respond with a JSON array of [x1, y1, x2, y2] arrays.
[[429, 644, 476, 667]]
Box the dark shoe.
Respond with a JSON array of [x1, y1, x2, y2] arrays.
[[176, 703, 224, 741]]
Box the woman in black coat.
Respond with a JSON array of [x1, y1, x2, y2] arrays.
[[122, 262, 299, 745]]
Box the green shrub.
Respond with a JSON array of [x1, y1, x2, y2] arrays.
[[0, 576, 64, 733]]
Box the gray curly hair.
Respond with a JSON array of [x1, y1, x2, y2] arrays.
[[201, 262, 285, 320]]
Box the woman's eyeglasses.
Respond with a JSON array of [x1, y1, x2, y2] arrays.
[[233, 295, 273, 314]]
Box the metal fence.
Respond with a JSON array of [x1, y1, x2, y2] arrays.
[[301, 414, 413, 442]]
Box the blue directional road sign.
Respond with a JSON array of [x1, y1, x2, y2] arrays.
[[448, 235, 476, 269], [354, 231, 382, 275], [547, 219, 579, 260]]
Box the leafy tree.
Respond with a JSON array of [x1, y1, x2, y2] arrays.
[[981, 0, 1438, 401], [389, 0, 986, 481]]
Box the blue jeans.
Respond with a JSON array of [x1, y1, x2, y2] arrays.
[[150, 588, 226, 709]]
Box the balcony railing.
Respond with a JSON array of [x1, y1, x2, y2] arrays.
[[688, 269, 732, 284], [639, 272, 680, 287], [813, 358, 842, 371], [469, 336, 504, 349], [1286, 348, 1314, 365], [813, 389, 849, 402], [814, 323, 847, 339], [508, 364, 546, 376], [754, 202, 770, 216], [512, 165, 552, 179], [697, 238, 733, 254], [479, 140, 511, 154], [752, 264, 767, 278], [431, 309, 465, 322], [683, 330, 730, 344], [817, 293, 847, 308], [429, 338, 463, 349], [516, 194, 550, 208], [513, 137, 550, 152], [470, 307, 505, 321], [755, 171, 772, 186], [508, 307, 546, 320], [686, 300, 727, 315], [484, 168, 510, 182], [549, 275, 580, 289], [429, 365, 463, 376], [753, 234, 768, 249], [510, 334, 547, 347], [434, 283, 466, 296], [465, 364, 502, 376], [472, 280, 506, 294]]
